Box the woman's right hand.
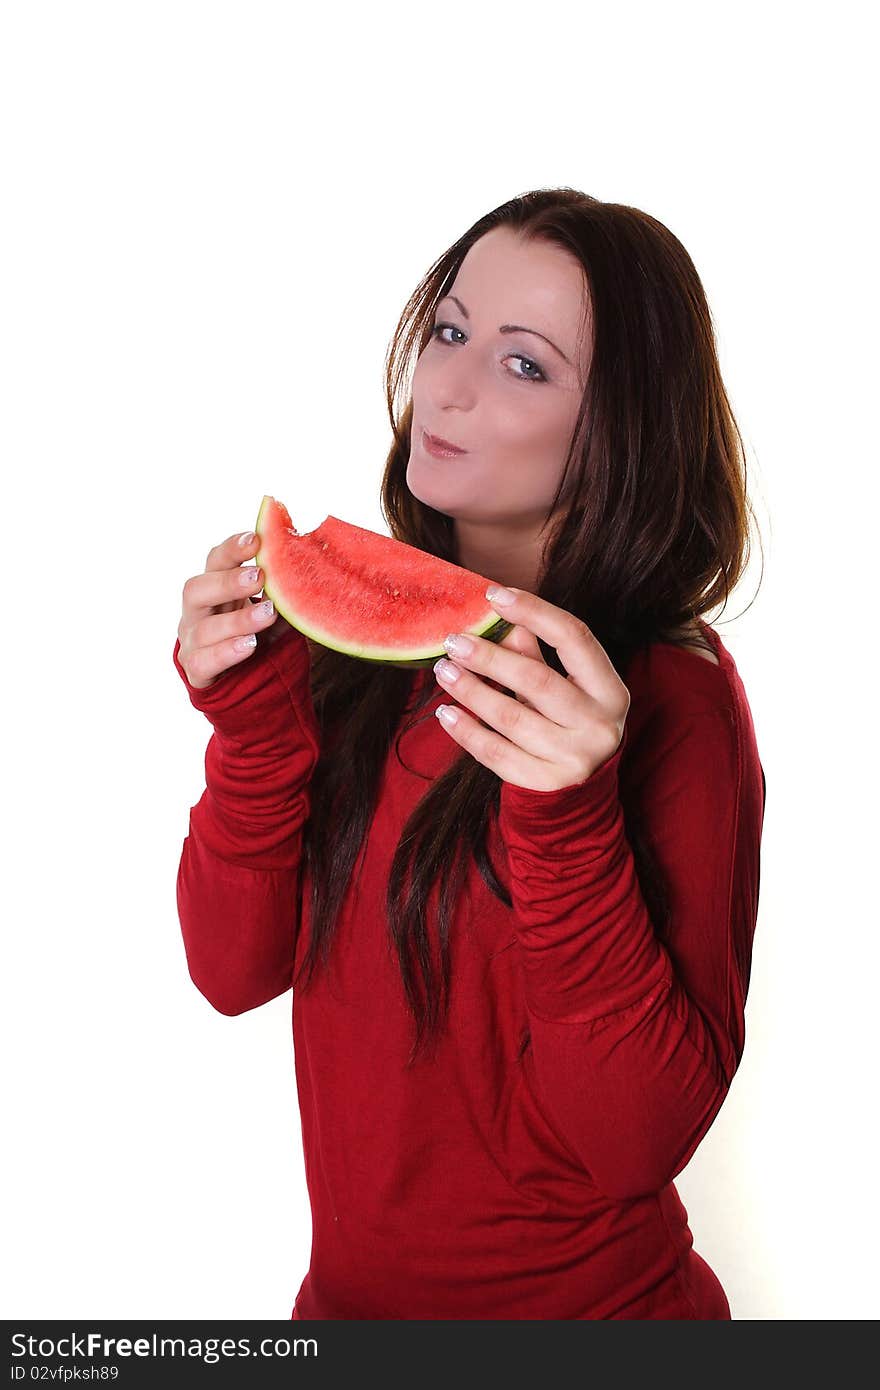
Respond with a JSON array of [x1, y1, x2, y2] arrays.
[[177, 530, 283, 691]]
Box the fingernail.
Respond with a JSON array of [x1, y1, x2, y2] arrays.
[[238, 531, 255, 546], [443, 633, 473, 658], [486, 585, 515, 606]]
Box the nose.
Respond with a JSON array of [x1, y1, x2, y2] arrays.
[[427, 341, 478, 413]]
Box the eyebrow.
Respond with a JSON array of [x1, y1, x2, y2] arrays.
[[436, 294, 572, 365]]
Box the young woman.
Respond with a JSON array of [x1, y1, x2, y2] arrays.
[[173, 188, 766, 1320]]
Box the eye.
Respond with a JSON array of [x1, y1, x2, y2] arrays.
[[505, 353, 545, 383], [431, 322, 465, 346], [429, 321, 547, 384]]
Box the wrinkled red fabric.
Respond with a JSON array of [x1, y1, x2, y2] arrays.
[[173, 617, 764, 1320]]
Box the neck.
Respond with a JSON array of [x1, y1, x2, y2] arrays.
[[453, 516, 555, 593]]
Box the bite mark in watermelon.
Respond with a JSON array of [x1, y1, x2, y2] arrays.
[[254, 496, 514, 668]]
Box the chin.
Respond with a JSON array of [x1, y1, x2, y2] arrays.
[[406, 469, 446, 509], [406, 468, 462, 520]]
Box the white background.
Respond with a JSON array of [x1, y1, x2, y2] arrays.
[[2, 0, 876, 1321]]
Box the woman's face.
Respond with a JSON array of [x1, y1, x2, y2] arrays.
[[408, 225, 592, 584]]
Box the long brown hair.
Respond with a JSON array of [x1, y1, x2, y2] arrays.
[[294, 186, 763, 1064]]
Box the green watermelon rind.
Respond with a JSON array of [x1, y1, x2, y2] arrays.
[[264, 601, 514, 668], [370, 615, 514, 668], [254, 496, 516, 668]]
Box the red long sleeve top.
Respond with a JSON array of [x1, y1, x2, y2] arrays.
[[172, 615, 765, 1320]]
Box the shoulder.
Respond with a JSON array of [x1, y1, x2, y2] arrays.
[[622, 625, 735, 767], [654, 619, 720, 665], [618, 625, 765, 932], [620, 622, 763, 815], [624, 621, 731, 715]]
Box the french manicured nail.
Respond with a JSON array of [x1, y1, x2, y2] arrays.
[[257, 599, 274, 618], [436, 704, 459, 726], [238, 531, 255, 546], [234, 633, 258, 650], [434, 657, 460, 682], [486, 585, 516, 606], [240, 567, 260, 585], [443, 633, 473, 658]]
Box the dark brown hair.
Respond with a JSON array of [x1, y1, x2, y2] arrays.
[[294, 186, 763, 1064]]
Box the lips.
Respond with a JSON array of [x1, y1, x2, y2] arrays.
[[422, 428, 467, 457]]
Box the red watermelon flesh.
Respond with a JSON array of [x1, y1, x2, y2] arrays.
[[254, 496, 514, 668]]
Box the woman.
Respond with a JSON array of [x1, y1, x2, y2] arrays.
[[173, 187, 766, 1319]]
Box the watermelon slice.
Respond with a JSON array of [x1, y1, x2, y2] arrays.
[[254, 496, 514, 668]]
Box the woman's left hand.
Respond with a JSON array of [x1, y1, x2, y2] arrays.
[[433, 585, 631, 792]]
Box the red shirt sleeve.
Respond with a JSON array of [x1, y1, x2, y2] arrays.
[[172, 625, 320, 1015], [496, 695, 764, 1201]]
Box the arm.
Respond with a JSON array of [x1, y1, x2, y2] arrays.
[[173, 623, 320, 1016], [497, 698, 765, 1201]]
